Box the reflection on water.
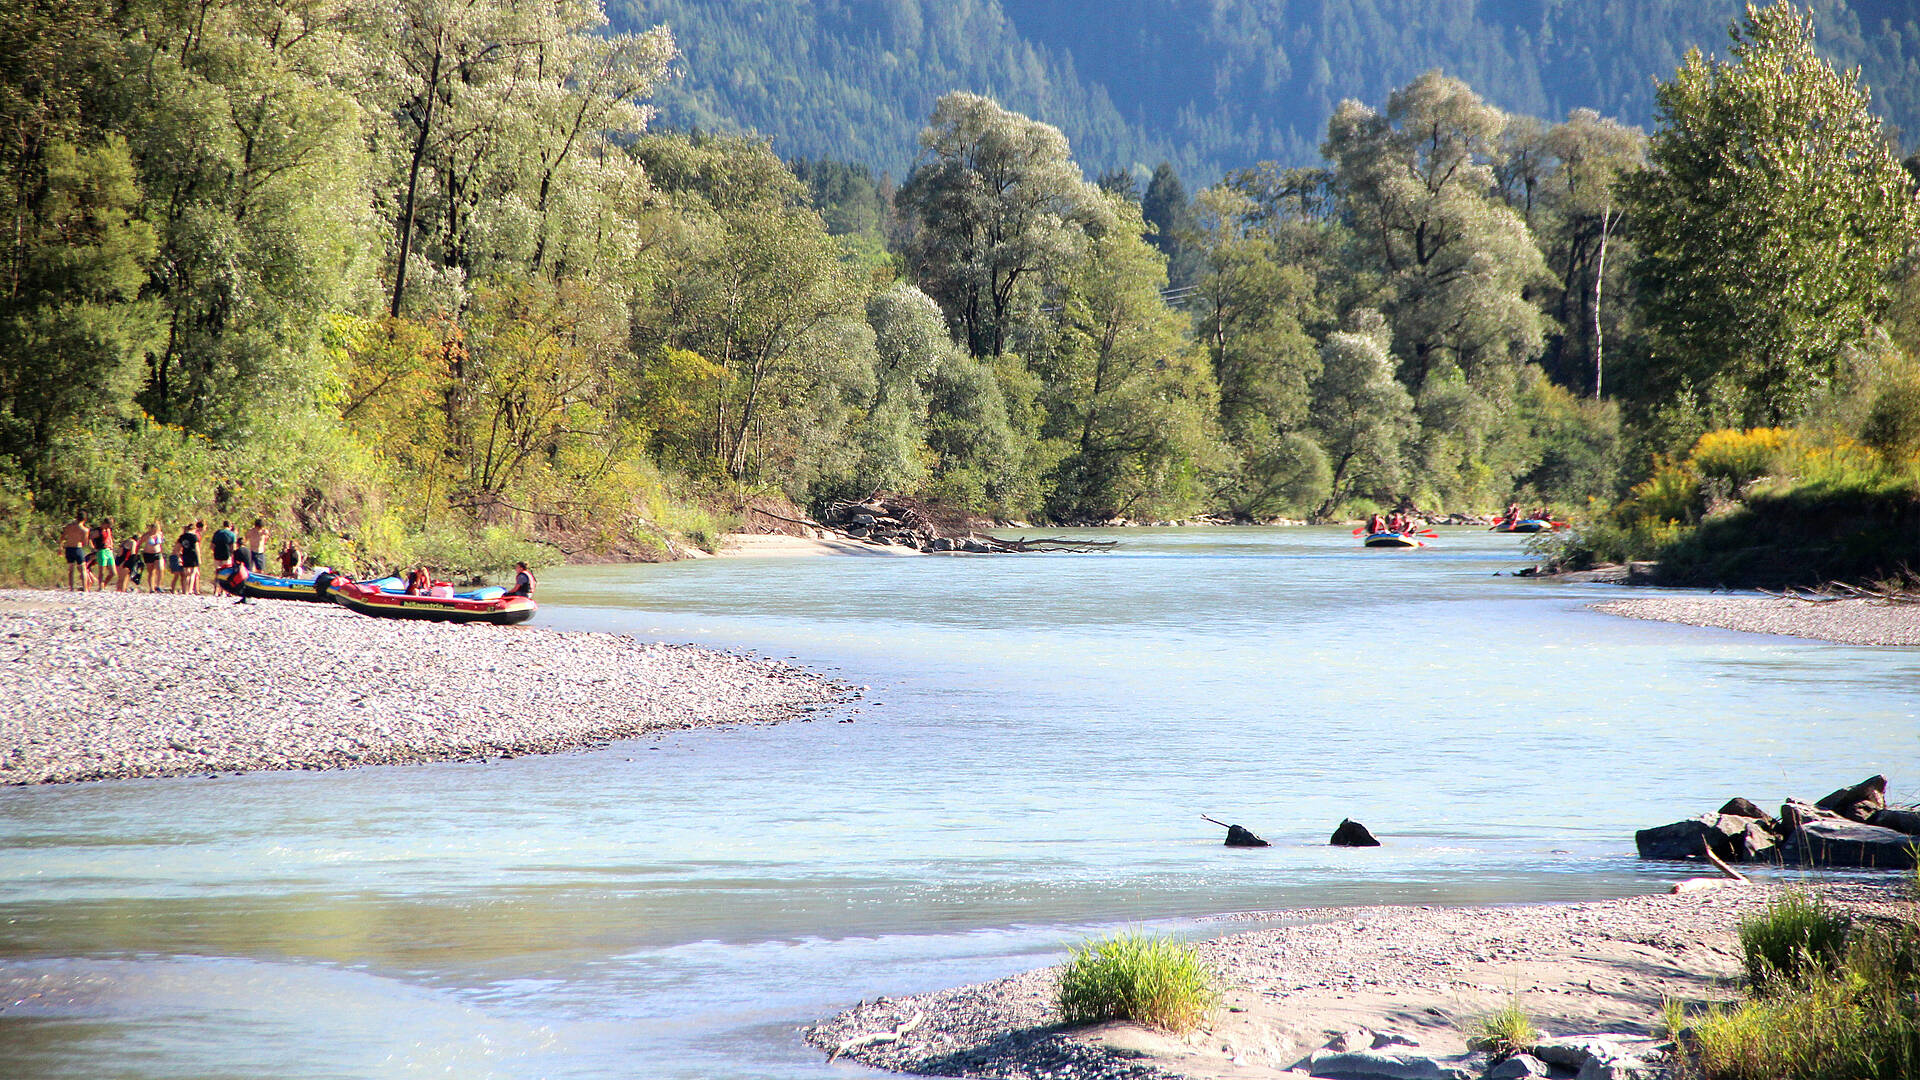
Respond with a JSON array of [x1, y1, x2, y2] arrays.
[[2, 527, 1915, 1078]]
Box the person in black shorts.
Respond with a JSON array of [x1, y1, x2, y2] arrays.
[[177, 524, 201, 595], [60, 513, 91, 591]]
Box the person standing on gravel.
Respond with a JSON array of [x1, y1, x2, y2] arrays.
[[242, 518, 269, 571], [93, 519, 116, 591], [209, 520, 237, 570], [176, 523, 202, 595], [139, 521, 166, 592], [60, 513, 91, 591]]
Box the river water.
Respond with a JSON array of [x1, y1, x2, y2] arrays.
[[2, 527, 1915, 1078]]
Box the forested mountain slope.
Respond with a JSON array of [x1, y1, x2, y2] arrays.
[[610, 0, 1920, 178]]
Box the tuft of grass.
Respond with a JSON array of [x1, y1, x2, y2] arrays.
[[1464, 996, 1538, 1062], [1738, 890, 1849, 993], [1056, 931, 1217, 1034], [1686, 922, 1920, 1080], [1660, 997, 1689, 1041]]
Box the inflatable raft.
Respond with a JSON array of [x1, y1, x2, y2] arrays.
[[1492, 518, 1556, 533], [326, 579, 536, 625], [216, 566, 402, 602], [1363, 532, 1425, 548]]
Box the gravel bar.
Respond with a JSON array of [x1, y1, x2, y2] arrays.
[[807, 883, 1911, 1079], [1, 589, 856, 785], [1592, 595, 1920, 645]]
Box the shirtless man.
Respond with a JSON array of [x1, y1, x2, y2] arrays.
[[243, 518, 269, 572], [60, 514, 92, 591]]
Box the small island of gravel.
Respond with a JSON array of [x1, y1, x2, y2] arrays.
[[0, 590, 855, 785], [1592, 595, 1920, 646]]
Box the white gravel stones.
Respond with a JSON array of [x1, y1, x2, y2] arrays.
[[1591, 596, 1920, 645], [0, 590, 855, 784]]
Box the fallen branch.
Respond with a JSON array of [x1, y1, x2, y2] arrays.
[[749, 506, 829, 530], [828, 1009, 924, 1061], [1671, 841, 1751, 894]]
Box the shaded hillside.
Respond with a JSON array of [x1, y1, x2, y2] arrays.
[[611, 0, 1920, 178]]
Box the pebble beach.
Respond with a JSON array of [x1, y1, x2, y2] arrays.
[[1592, 595, 1920, 645], [0, 589, 856, 785], [808, 883, 1911, 1080]]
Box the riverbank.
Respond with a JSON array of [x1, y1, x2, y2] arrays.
[[1592, 595, 1920, 645], [0, 589, 855, 785], [807, 882, 1908, 1079]]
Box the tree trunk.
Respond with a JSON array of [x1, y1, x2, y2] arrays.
[[391, 38, 444, 318], [1592, 203, 1611, 400]]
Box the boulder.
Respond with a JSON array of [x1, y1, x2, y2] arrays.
[[1330, 819, 1381, 847], [960, 538, 991, 553], [1717, 798, 1777, 829], [1869, 808, 1920, 836], [1815, 774, 1887, 823], [1782, 819, 1918, 869], [1224, 824, 1270, 848], [1780, 799, 1842, 834], [1307, 1049, 1472, 1080], [930, 537, 954, 552], [1324, 1028, 1375, 1053], [1533, 1036, 1661, 1080], [1736, 820, 1778, 861], [1488, 1054, 1550, 1079], [1634, 814, 1750, 861]]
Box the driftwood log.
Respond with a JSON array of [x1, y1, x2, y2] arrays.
[[829, 1009, 924, 1061]]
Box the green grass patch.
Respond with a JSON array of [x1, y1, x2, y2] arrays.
[[1463, 996, 1538, 1061], [1738, 890, 1850, 993], [1056, 931, 1217, 1034], [1682, 920, 1920, 1080]]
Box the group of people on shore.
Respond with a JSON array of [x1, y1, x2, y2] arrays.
[[59, 513, 301, 594]]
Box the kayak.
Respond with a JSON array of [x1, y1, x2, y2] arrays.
[[216, 566, 402, 601], [1363, 532, 1425, 548], [326, 578, 536, 625], [1492, 518, 1557, 533]]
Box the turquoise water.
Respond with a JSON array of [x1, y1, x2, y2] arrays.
[[1, 526, 1915, 1078]]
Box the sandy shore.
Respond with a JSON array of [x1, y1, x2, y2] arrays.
[[1592, 595, 1920, 646], [0, 589, 855, 785], [719, 533, 924, 557], [807, 883, 1909, 1079]]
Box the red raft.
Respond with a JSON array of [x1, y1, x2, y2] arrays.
[[327, 578, 536, 626]]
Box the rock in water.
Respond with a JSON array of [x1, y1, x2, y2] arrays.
[[1814, 774, 1887, 823], [1330, 819, 1381, 847], [1223, 824, 1269, 847], [1717, 797, 1776, 828], [1780, 798, 1842, 834], [1634, 814, 1751, 861], [1869, 808, 1920, 835], [1782, 820, 1918, 869]]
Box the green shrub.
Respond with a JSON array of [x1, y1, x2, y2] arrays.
[[1056, 931, 1217, 1033], [1687, 921, 1920, 1080], [1464, 997, 1538, 1061], [1739, 891, 1850, 993]]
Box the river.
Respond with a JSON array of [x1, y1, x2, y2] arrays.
[[1, 526, 1914, 1078]]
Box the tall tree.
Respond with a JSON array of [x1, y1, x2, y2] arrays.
[[897, 92, 1113, 358], [1623, 1, 1920, 425], [1323, 71, 1551, 396]]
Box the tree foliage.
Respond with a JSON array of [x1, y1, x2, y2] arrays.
[[1624, 1, 1920, 426]]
